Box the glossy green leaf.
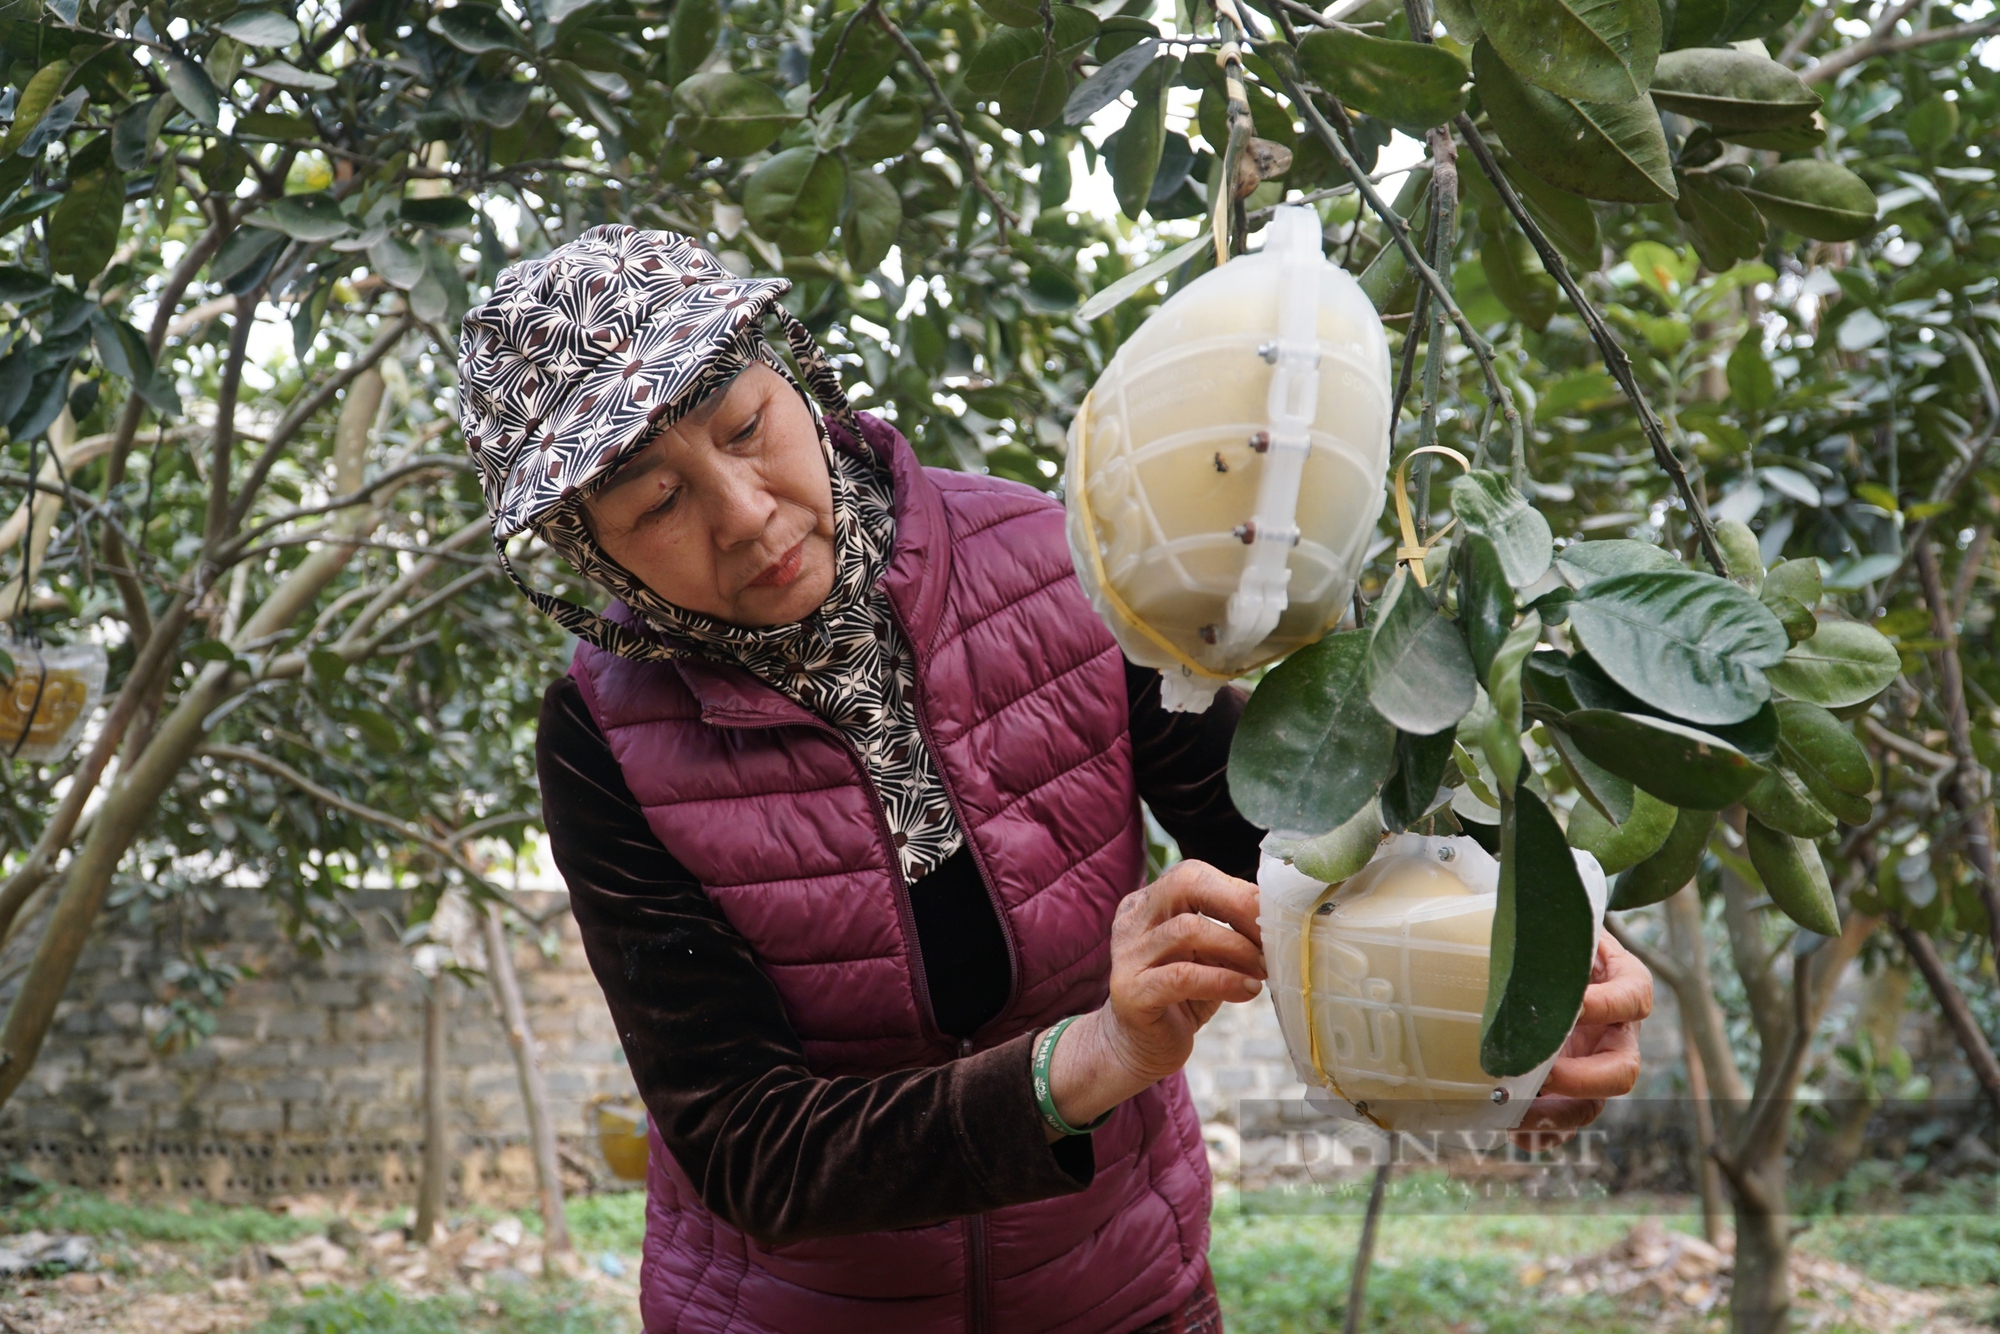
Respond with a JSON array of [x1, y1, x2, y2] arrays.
[[1668, 0, 1804, 46], [48, 168, 122, 283], [1451, 469, 1553, 588], [1740, 160, 1878, 243], [1544, 718, 1635, 825], [1762, 558, 1822, 609], [842, 169, 901, 273], [1077, 232, 1211, 321], [1470, 0, 1659, 103], [1000, 52, 1073, 132], [976, 0, 1045, 25], [745, 148, 847, 254], [811, 7, 902, 104], [160, 54, 222, 127], [1506, 165, 1601, 271], [1726, 336, 1777, 413], [368, 234, 425, 290], [1904, 95, 1960, 160], [428, 4, 525, 55], [1568, 785, 1675, 873], [1776, 700, 1873, 797], [668, 0, 721, 85], [1742, 765, 1836, 839], [1482, 783, 1597, 1077], [1648, 47, 1820, 131], [1, 62, 70, 156], [1565, 569, 1788, 725], [1454, 532, 1516, 683], [1296, 28, 1470, 131], [1556, 538, 1680, 586], [1480, 210, 1560, 332], [215, 9, 301, 47], [1291, 801, 1384, 882], [1558, 710, 1767, 809], [672, 73, 796, 158], [1707, 700, 1779, 765], [1609, 807, 1715, 910], [1380, 727, 1457, 832], [1227, 630, 1397, 836], [1473, 41, 1676, 205], [1110, 58, 1176, 218], [1065, 37, 1161, 126], [400, 196, 477, 230], [1673, 169, 1767, 271], [1366, 568, 1478, 736], [847, 95, 925, 159], [250, 192, 352, 242], [1763, 619, 1900, 708], [1715, 519, 1764, 593], [1718, 117, 1826, 152], [1744, 816, 1839, 935]]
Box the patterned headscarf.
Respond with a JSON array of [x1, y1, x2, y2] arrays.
[[458, 226, 964, 882]]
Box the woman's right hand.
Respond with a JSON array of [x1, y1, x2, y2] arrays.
[[1043, 861, 1264, 1137]]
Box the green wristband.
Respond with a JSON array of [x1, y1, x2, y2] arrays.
[[1032, 1016, 1113, 1137]]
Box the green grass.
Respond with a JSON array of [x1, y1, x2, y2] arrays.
[[563, 1191, 646, 1256], [1797, 1176, 2000, 1290], [1, 1185, 325, 1255], [247, 1280, 637, 1334]]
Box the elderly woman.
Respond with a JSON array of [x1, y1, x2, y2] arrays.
[[457, 226, 1650, 1334]]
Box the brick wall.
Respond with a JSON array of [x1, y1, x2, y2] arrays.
[[0, 885, 641, 1205]]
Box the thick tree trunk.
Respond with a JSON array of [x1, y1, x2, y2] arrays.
[[413, 977, 448, 1243], [483, 903, 572, 1256], [1730, 1161, 1792, 1334]]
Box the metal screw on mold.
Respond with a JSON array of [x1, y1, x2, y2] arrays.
[[1315, 900, 1336, 916], [1353, 1100, 1368, 1117], [1232, 522, 1257, 545], [1213, 451, 1229, 473], [1199, 624, 1218, 645], [1257, 341, 1279, 363], [1436, 845, 1454, 862], [1248, 430, 1270, 453], [1490, 1087, 1510, 1105]]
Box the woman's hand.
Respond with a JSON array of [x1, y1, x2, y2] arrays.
[[1511, 932, 1653, 1150], [1042, 861, 1265, 1138]]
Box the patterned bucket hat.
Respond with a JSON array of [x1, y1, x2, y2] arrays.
[[457, 224, 858, 659]]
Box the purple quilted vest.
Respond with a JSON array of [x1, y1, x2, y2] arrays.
[[569, 416, 1213, 1334]]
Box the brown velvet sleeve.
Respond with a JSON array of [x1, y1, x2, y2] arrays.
[[537, 676, 1091, 1246], [1125, 659, 1267, 880]]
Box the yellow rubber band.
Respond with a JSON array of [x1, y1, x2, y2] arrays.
[[1070, 394, 1236, 683], [1391, 445, 1471, 588]]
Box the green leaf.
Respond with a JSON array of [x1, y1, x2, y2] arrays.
[[1904, 95, 1959, 161], [0, 190, 58, 240], [1762, 558, 1821, 609], [841, 168, 901, 273], [1479, 209, 1559, 331], [1380, 727, 1456, 832], [1764, 594, 1817, 645], [1506, 165, 1601, 271], [846, 94, 925, 159], [0, 62, 70, 156], [810, 7, 902, 103], [976, 0, 1045, 25], [668, 0, 721, 85], [1715, 519, 1763, 593], [1451, 469, 1552, 588], [1716, 118, 1825, 152], [1667, 0, 1804, 46], [1454, 532, 1516, 683], [1776, 700, 1873, 798], [1739, 161, 1878, 243], [1744, 816, 1839, 935], [250, 192, 352, 242], [1482, 783, 1597, 1077], [1673, 170, 1768, 272], [1366, 568, 1478, 735], [1296, 28, 1470, 132], [1609, 807, 1715, 910], [1000, 51, 1074, 132], [1543, 716, 1635, 825], [1764, 619, 1900, 708], [1227, 629, 1397, 835], [745, 147, 846, 254], [672, 73, 796, 158], [48, 168, 123, 283], [1077, 232, 1210, 321], [368, 233, 426, 290], [1472, 40, 1676, 205], [1110, 57, 1176, 218], [1482, 619, 1543, 790], [1556, 538, 1679, 586], [401, 196, 477, 230], [214, 9, 301, 47], [1290, 798, 1384, 882], [1568, 785, 1675, 874], [308, 649, 349, 684], [1648, 48, 1820, 131], [1470, 0, 1660, 103], [244, 60, 339, 91], [1742, 765, 1836, 839], [1726, 336, 1776, 413], [160, 54, 222, 127], [1557, 709, 1767, 809], [1065, 36, 1161, 127], [1565, 569, 1788, 725], [428, 4, 525, 54]]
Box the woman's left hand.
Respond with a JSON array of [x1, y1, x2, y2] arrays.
[[1510, 932, 1653, 1150]]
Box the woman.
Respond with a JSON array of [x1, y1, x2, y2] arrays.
[[457, 225, 1651, 1334]]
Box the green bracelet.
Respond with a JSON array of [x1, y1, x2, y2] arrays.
[[1032, 1016, 1113, 1137]]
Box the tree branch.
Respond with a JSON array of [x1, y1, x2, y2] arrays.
[[1893, 914, 2000, 1120], [872, 9, 1020, 234], [1915, 540, 2000, 962], [1804, 15, 2000, 84], [1452, 116, 1729, 576]]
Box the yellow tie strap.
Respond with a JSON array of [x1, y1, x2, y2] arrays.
[[1391, 445, 1471, 588]]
